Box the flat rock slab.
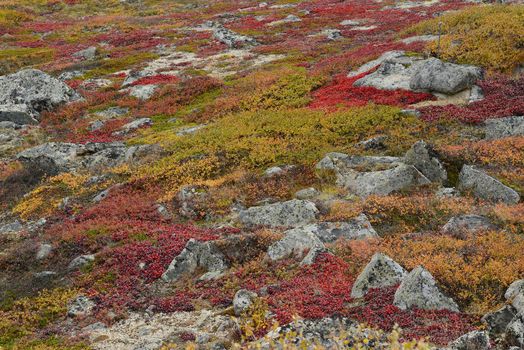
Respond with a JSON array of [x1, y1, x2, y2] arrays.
[[485, 116, 524, 140], [238, 199, 319, 228]]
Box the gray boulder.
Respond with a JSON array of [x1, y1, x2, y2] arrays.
[[404, 140, 447, 183], [442, 215, 496, 234], [337, 163, 430, 197], [448, 331, 490, 350], [68, 295, 95, 317], [17, 142, 159, 174], [161, 239, 227, 282], [393, 266, 459, 312], [72, 47, 97, 60], [351, 253, 407, 298], [300, 214, 378, 243], [481, 305, 517, 335], [238, 199, 318, 228], [485, 116, 524, 140], [68, 254, 95, 270], [458, 165, 520, 204], [233, 289, 258, 316], [353, 55, 421, 91], [294, 187, 320, 200], [0, 69, 80, 124], [506, 280, 524, 314], [410, 58, 482, 95], [267, 227, 324, 261], [0, 104, 38, 125], [506, 314, 524, 347]]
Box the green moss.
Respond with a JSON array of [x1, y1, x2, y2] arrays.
[[0, 48, 55, 75]]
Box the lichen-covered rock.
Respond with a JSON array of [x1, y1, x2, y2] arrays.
[[113, 118, 152, 135], [300, 215, 378, 243], [233, 289, 258, 316], [458, 165, 520, 204], [68, 295, 96, 317], [351, 253, 407, 298], [238, 199, 318, 228], [212, 25, 257, 48], [0, 103, 38, 125], [485, 116, 524, 140], [36, 243, 53, 260], [0, 69, 80, 124], [409, 58, 482, 95], [17, 142, 160, 175], [338, 163, 430, 197], [73, 46, 97, 60], [267, 227, 324, 261], [161, 239, 227, 282], [393, 266, 459, 312], [448, 330, 490, 350], [481, 305, 516, 335], [300, 246, 329, 266], [442, 215, 496, 234], [128, 84, 158, 100], [506, 280, 524, 314], [294, 187, 320, 200], [505, 314, 524, 348], [403, 140, 447, 183]]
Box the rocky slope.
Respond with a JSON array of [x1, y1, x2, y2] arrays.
[[0, 0, 523, 349]]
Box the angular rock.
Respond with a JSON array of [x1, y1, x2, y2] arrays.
[[301, 215, 378, 243], [448, 330, 490, 350], [68, 254, 95, 270], [233, 289, 258, 316], [506, 314, 524, 348], [68, 295, 96, 317], [458, 165, 520, 204], [410, 58, 482, 95], [506, 280, 524, 314], [393, 266, 459, 312], [300, 246, 329, 266], [351, 253, 407, 298], [354, 54, 422, 91], [347, 50, 405, 78], [338, 163, 430, 197], [0, 103, 38, 125], [485, 116, 524, 140], [403, 140, 447, 183], [267, 227, 324, 261], [0, 69, 80, 122], [238, 199, 318, 228], [442, 215, 496, 234], [161, 239, 227, 282], [481, 305, 517, 335]]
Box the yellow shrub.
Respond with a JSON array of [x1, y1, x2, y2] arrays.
[[407, 4, 524, 72], [12, 173, 90, 220]]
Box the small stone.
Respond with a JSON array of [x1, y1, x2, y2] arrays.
[[36, 243, 53, 260], [351, 253, 407, 298], [68, 254, 95, 270], [294, 187, 320, 200], [393, 266, 459, 312], [233, 289, 258, 316], [68, 295, 96, 317]]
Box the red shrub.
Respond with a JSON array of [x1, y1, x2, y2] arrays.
[[310, 71, 434, 110], [129, 74, 179, 86]]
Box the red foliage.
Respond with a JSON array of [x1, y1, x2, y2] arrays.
[[129, 74, 179, 86], [310, 71, 434, 110], [420, 75, 524, 124]]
